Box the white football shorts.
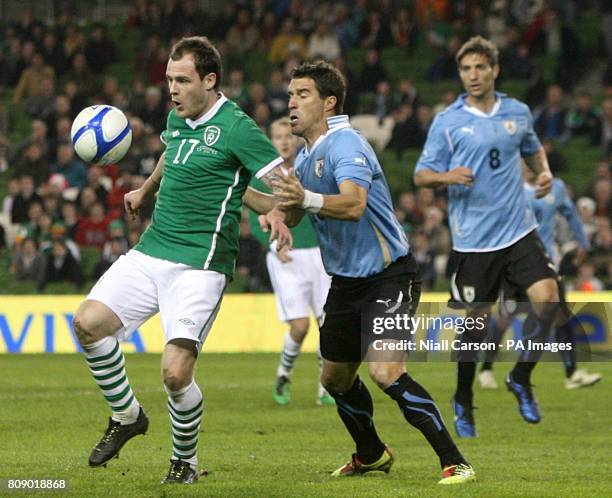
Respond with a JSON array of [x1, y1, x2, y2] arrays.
[[87, 249, 226, 349], [266, 247, 331, 323]]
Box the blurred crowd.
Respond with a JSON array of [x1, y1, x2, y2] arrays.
[[0, 0, 610, 292]]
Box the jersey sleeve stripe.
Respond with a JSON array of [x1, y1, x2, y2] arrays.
[[254, 156, 284, 179]]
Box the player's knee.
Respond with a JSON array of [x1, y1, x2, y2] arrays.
[[162, 368, 191, 393], [73, 309, 97, 345], [320, 372, 354, 394], [368, 363, 405, 389]]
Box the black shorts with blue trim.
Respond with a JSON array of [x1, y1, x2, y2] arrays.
[[448, 230, 557, 310], [319, 255, 421, 363]]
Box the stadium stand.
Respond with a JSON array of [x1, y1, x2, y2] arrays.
[[0, 0, 609, 294]]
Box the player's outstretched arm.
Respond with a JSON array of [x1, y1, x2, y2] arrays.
[[414, 166, 473, 188], [272, 169, 367, 222], [524, 148, 553, 198], [124, 152, 165, 219], [244, 187, 275, 214]]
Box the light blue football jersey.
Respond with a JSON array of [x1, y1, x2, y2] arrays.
[[415, 93, 541, 252], [294, 115, 409, 278], [525, 178, 590, 262]]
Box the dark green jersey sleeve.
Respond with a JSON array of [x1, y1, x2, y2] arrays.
[[227, 114, 282, 177]]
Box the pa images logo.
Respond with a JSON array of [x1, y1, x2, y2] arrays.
[[204, 125, 221, 146]]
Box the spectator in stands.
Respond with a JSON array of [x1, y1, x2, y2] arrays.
[[2, 178, 19, 218], [427, 35, 461, 83], [84, 165, 109, 208], [40, 220, 80, 261], [372, 80, 393, 122], [244, 82, 268, 117], [16, 119, 49, 161], [252, 102, 272, 131], [396, 191, 423, 228], [505, 43, 537, 81], [42, 192, 61, 222], [62, 24, 85, 62], [93, 236, 127, 280], [567, 92, 602, 145], [11, 237, 45, 283], [50, 143, 87, 189], [11, 175, 42, 224], [12, 52, 55, 105], [360, 10, 392, 50], [146, 46, 169, 87], [63, 80, 87, 116], [386, 104, 423, 157], [573, 261, 604, 292], [61, 201, 80, 240], [134, 133, 162, 177], [576, 197, 597, 242], [485, 0, 508, 49], [41, 30, 67, 76], [139, 86, 166, 134], [391, 7, 418, 54], [307, 22, 341, 61], [13, 142, 48, 186], [85, 24, 116, 74], [592, 178, 611, 219], [38, 238, 85, 291], [4, 37, 25, 87], [394, 78, 420, 112], [224, 69, 249, 110], [18, 200, 45, 243], [269, 18, 307, 64], [334, 3, 359, 52], [601, 97, 612, 154], [49, 116, 72, 161], [357, 49, 388, 94], [266, 69, 289, 119], [25, 77, 56, 120], [534, 84, 570, 141], [296, 3, 316, 37], [65, 52, 95, 98], [226, 8, 261, 59], [75, 201, 110, 249]]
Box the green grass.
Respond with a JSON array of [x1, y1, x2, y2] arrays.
[[0, 354, 610, 497]]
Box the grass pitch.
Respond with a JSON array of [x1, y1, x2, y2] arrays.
[[0, 354, 610, 497]]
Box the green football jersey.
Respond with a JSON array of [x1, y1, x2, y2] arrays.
[[135, 95, 282, 276], [248, 174, 319, 250]]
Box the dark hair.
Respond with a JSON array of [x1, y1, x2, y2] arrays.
[[291, 61, 346, 114], [455, 36, 499, 68], [170, 36, 222, 88]]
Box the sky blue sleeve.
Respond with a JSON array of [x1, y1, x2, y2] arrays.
[[520, 106, 542, 157], [556, 181, 590, 249], [414, 114, 451, 174], [330, 132, 372, 189]]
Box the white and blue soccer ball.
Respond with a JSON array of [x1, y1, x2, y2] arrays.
[[70, 105, 132, 165]]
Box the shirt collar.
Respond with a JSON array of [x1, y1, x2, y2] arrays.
[[185, 92, 228, 129], [304, 115, 351, 155], [454, 92, 505, 118]]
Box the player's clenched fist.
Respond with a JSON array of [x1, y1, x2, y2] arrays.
[[444, 166, 474, 186], [535, 171, 553, 198]]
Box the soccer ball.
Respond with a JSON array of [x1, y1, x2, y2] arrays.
[[71, 105, 132, 165]]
